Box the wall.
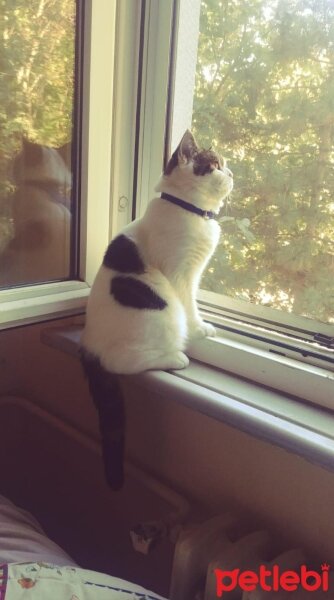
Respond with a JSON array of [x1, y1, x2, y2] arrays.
[[0, 317, 97, 437], [1, 317, 334, 563]]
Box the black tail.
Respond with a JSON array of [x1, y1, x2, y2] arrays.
[[80, 349, 125, 490]]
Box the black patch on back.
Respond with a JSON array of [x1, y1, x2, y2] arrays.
[[103, 234, 145, 273], [111, 276, 167, 310]]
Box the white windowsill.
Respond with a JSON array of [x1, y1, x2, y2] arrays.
[[41, 325, 334, 475], [186, 333, 334, 412], [0, 281, 88, 330], [1, 285, 332, 412]]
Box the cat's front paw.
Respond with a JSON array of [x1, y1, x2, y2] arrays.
[[188, 321, 216, 340], [164, 351, 189, 370], [202, 322, 217, 338]]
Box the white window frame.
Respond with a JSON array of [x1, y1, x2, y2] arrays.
[[0, 0, 141, 329]]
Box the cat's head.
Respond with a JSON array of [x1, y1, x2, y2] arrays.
[[13, 138, 72, 190], [155, 130, 233, 213]]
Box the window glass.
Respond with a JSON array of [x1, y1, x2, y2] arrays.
[[0, 0, 78, 288], [191, 0, 334, 325]]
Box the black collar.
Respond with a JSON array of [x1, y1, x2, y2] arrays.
[[160, 192, 216, 220]]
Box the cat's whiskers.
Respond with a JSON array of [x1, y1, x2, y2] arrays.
[[224, 193, 232, 215]]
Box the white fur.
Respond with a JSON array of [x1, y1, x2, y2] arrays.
[[82, 134, 233, 374]]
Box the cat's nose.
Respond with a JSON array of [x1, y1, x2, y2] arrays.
[[227, 169, 233, 178]]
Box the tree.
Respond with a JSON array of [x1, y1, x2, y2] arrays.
[[0, 0, 75, 253], [193, 0, 334, 324]]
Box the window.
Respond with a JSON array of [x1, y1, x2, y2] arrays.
[[167, 3, 334, 336], [135, 0, 333, 407], [0, 0, 80, 288], [0, 0, 141, 328], [166, 0, 334, 330], [191, 0, 334, 330]]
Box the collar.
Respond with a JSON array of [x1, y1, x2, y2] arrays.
[[160, 192, 216, 220]]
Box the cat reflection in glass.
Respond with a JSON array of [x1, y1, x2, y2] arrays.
[[0, 138, 71, 286]]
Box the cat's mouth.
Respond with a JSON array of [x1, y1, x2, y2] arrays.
[[215, 169, 233, 195], [219, 179, 233, 199]]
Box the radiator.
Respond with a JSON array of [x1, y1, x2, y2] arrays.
[[169, 513, 333, 599]]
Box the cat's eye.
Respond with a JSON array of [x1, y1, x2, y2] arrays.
[[205, 161, 219, 173]]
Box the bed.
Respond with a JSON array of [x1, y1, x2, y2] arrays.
[[0, 494, 164, 600], [0, 396, 184, 597]]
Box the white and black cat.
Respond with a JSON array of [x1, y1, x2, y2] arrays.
[[80, 130, 233, 489]]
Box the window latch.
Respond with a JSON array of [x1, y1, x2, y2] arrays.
[[313, 333, 334, 349]]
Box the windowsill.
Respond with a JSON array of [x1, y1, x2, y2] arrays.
[[186, 330, 334, 412], [0, 281, 89, 330], [41, 324, 334, 475]]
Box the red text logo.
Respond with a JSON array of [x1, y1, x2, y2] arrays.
[[215, 564, 330, 596]]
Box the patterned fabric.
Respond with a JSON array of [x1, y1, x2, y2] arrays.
[[1, 563, 164, 600], [0, 565, 8, 600], [0, 496, 164, 599]]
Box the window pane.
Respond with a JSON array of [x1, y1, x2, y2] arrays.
[[191, 0, 334, 325], [0, 0, 78, 288]]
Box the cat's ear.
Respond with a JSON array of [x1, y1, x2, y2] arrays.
[[164, 130, 198, 175], [57, 141, 72, 168], [178, 130, 198, 163], [21, 138, 43, 165], [12, 138, 42, 183]]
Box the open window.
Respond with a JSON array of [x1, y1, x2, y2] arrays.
[[134, 0, 334, 407]]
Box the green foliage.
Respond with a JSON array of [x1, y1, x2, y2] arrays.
[[193, 0, 334, 324], [0, 0, 75, 247]]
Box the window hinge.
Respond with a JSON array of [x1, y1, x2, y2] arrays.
[[313, 333, 334, 349]]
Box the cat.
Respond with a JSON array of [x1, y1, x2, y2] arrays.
[[80, 130, 233, 489], [0, 138, 72, 286]]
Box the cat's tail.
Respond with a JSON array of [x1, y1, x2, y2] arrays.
[[79, 348, 125, 490]]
